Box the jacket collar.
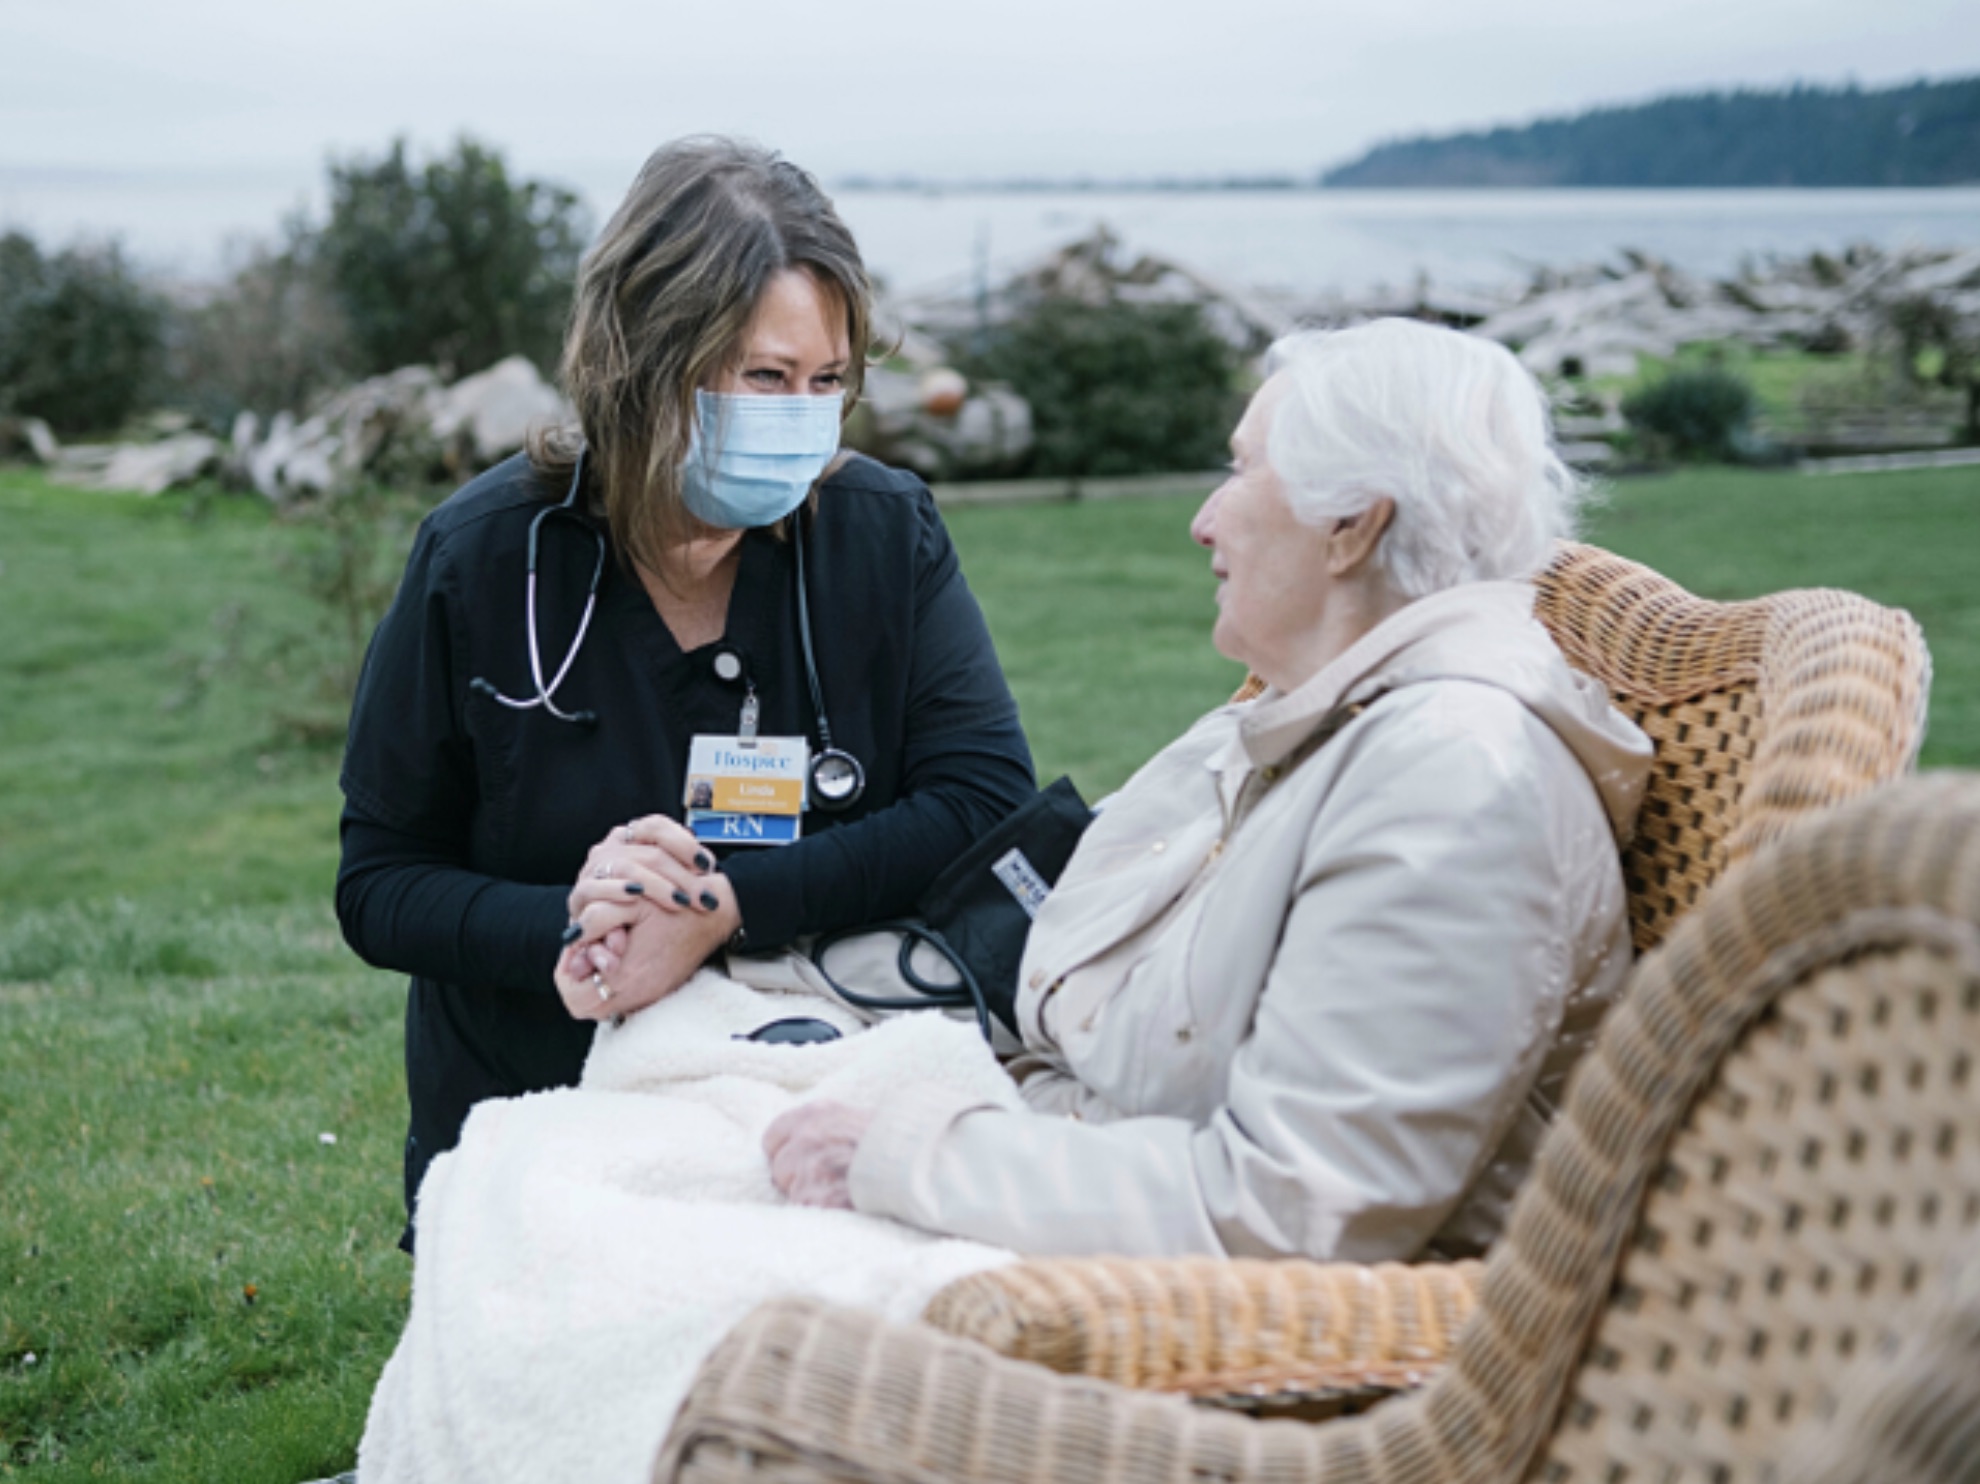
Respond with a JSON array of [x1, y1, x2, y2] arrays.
[[1231, 582, 1539, 768]]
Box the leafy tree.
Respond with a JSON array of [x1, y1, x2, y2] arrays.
[[0, 231, 165, 434], [960, 299, 1242, 478], [318, 137, 587, 379], [167, 220, 356, 426], [1880, 292, 1980, 443], [1324, 75, 1980, 188]]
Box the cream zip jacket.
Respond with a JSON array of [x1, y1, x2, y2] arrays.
[[848, 582, 1652, 1261]]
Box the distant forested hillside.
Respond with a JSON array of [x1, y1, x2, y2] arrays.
[[1323, 76, 1980, 187]]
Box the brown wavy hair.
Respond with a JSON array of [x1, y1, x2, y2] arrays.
[[528, 137, 873, 573]]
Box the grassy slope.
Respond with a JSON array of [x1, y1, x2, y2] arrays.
[[0, 478, 346, 911], [0, 460, 1974, 1478]]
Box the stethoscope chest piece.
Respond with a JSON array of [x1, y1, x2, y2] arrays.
[[809, 747, 865, 811]]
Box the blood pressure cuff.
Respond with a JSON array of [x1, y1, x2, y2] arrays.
[[915, 775, 1093, 1035]]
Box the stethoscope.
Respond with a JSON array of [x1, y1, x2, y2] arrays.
[[468, 449, 866, 811]]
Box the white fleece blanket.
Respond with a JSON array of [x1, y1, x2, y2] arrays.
[[356, 970, 1020, 1484]]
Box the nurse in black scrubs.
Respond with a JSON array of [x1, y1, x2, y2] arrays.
[[335, 136, 1034, 1243]]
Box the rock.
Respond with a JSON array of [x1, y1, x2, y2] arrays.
[[427, 355, 569, 470], [918, 368, 969, 417], [926, 385, 1032, 475], [247, 365, 443, 502], [50, 433, 220, 495], [895, 225, 1289, 356], [846, 365, 1032, 479], [104, 434, 222, 494], [0, 415, 59, 464]]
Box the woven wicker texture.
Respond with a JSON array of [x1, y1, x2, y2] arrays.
[[1532, 543, 1929, 955], [1784, 1234, 1980, 1484], [656, 774, 1980, 1484], [921, 1258, 1482, 1398], [919, 544, 1930, 1403]]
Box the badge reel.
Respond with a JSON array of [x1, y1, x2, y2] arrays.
[[710, 643, 859, 807], [685, 649, 812, 847]]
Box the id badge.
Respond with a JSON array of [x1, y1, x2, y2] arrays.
[[684, 734, 808, 846]]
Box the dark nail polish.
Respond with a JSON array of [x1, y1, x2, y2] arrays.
[[695, 851, 713, 872], [623, 882, 644, 895], [560, 922, 583, 944], [672, 890, 691, 907], [699, 890, 719, 911]]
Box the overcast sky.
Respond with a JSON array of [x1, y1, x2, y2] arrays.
[[6, 0, 1976, 186]]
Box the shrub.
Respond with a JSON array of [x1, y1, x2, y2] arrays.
[[318, 136, 587, 380], [958, 298, 1242, 478], [1879, 290, 1979, 442], [273, 480, 429, 743], [166, 223, 356, 428], [0, 231, 166, 435], [1621, 364, 1758, 462]]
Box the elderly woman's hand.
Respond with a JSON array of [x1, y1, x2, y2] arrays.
[[763, 1101, 876, 1209], [556, 869, 742, 1021]]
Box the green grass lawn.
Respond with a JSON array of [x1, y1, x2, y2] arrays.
[[1, 459, 1975, 1479]]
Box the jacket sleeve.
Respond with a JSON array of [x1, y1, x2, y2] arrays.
[[847, 699, 1578, 1261], [722, 487, 1036, 949], [334, 519, 568, 996]]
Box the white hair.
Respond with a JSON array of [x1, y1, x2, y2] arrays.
[[1263, 318, 1586, 599]]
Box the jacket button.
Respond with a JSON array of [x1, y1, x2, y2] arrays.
[[1175, 1025, 1194, 1044], [1028, 970, 1045, 989]]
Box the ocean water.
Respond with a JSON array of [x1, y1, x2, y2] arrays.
[[3, 165, 1977, 299]]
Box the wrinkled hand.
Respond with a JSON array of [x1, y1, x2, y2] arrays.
[[763, 1101, 876, 1209], [555, 814, 741, 1020]]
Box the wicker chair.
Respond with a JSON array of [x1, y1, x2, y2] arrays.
[[654, 771, 1980, 1484], [910, 541, 1933, 1406]]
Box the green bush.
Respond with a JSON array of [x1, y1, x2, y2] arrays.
[[959, 298, 1243, 478], [319, 136, 587, 380], [1621, 364, 1758, 462], [1879, 290, 1980, 441], [0, 231, 166, 435]]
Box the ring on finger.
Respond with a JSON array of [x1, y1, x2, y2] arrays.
[[593, 972, 611, 1003], [595, 860, 615, 880]]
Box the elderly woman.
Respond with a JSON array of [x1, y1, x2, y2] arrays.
[[766, 317, 1653, 1262]]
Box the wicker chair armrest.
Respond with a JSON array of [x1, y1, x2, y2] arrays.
[[655, 1296, 1382, 1484], [919, 1255, 1484, 1401]]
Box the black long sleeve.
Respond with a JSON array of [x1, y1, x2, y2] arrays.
[[336, 820, 570, 996], [333, 453, 1035, 1199]]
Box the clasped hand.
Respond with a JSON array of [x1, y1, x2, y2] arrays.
[[554, 813, 742, 1021]]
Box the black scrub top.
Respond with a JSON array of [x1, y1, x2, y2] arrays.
[[335, 452, 1035, 1222]]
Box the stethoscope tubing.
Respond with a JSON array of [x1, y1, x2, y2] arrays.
[[471, 450, 603, 726], [469, 449, 864, 807]]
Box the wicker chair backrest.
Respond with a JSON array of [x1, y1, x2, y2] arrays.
[[1296, 774, 1980, 1484], [1530, 543, 1930, 954], [1232, 545, 1928, 955]]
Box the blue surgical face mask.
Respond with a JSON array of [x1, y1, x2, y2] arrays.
[[679, 389, 844, 530]]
